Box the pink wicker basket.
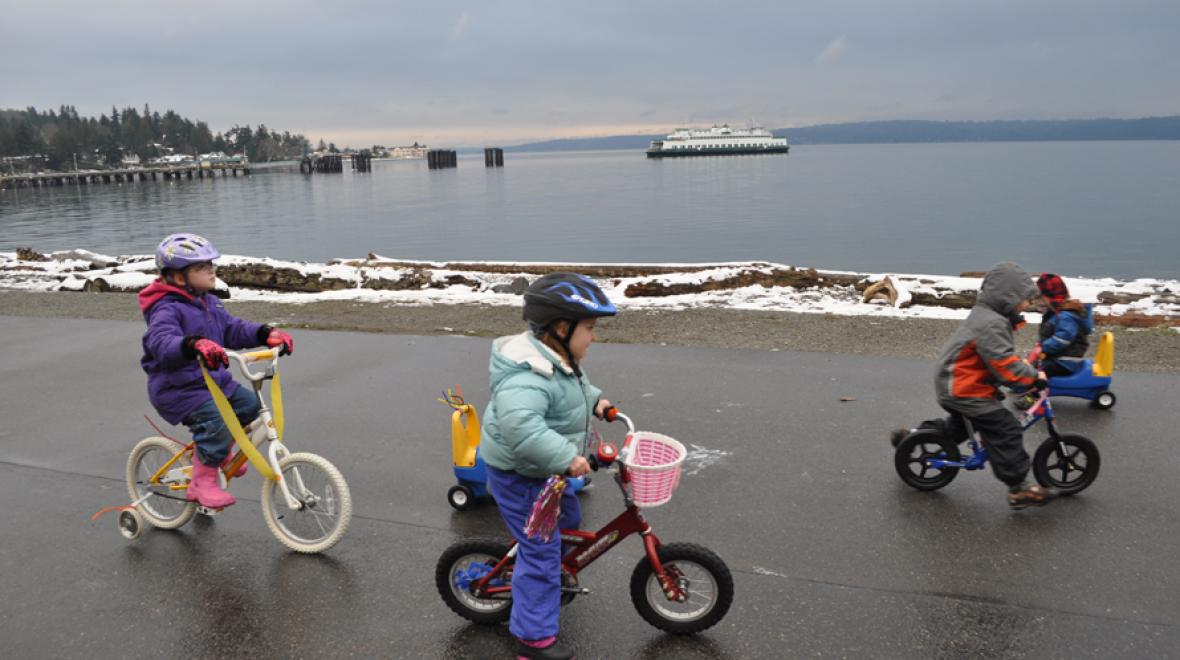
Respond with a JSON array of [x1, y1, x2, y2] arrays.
[[621, 432, 687, 508]]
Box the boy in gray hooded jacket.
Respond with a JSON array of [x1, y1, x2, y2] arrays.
[[930, 262, 1057, 509]]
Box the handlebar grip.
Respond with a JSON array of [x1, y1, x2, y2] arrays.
[[587, 455, 600, 472], [242, 349, 278, 362], [600, 406, 619, 422]]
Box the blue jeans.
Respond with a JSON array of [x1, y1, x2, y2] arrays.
[[182, 386, 261, 467], [486, 466, 581, 641]]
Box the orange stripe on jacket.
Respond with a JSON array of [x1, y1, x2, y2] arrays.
[[951, 341, 996, 398], [989, 354, 1036, 385]]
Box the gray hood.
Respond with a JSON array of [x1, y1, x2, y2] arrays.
[[977, 262, 1036, 316]]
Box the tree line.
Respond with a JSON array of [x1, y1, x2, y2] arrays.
[[0, 105, 310, 172]]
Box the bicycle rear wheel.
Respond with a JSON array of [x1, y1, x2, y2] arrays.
[[436, 539, 513, 624], [126, 436, 197, 529], [261, 452, 352, 553], [894, 430, 961, 491]]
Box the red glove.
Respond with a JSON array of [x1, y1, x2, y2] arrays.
[[190, 338, 228, 369], [266, 328, 294, 356]]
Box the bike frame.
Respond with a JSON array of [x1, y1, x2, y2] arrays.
[[928, 389, 1062, 471], [470, 413, 688, 603], [145, 348, 307, 511]]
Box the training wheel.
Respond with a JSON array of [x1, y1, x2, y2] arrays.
[[1092, 391, 1116, 410], [447, 485, 475, 511], [118, 509, 143, 540]]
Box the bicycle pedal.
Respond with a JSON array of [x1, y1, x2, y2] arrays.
[[196, 506, 225, 516], [560, 587, 591, 595]]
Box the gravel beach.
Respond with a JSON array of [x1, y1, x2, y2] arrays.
[[4, 290, 1179, 373]]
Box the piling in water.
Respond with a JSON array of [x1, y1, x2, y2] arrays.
[[428, 150, 458, 170]]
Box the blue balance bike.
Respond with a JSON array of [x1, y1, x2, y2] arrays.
[[894, 388, 1100, 496], [439, 387, 587, 511], [1043, 331, 1116, 409]]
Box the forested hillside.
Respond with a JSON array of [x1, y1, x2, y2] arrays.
[[0, 105, 307, 171]]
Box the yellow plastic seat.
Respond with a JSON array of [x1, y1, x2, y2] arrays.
[[451, 405, 480, 468], [1092, 332, 1114, 378]]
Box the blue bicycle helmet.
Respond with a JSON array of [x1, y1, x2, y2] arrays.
[[155, 233, 220, 271], [523, 273, 616, 374], [523, 272, 617, 327]]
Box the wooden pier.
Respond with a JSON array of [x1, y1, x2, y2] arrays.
[[0, 162, 251, 190], [484, 148, 504, 167], [300, 154, 344, 174], [427, 149, 458, 170]]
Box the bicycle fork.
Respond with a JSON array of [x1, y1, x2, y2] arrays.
[[643, 530, 689, 602], [228, 405, 308, 512]]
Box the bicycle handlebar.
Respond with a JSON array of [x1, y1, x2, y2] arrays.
[[224, 346, 281, 382], [590, 407, 636, 469], [599, 406, 635, 434]]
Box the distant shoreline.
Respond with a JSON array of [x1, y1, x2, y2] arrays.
[[3, 249, 1178, 329], [504, 116, 1180, 152], [3, 290, 1179, 374]]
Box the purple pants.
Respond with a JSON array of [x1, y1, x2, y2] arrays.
[[485, 466, 581, 641]]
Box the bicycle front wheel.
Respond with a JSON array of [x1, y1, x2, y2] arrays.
[[261, 452, 352, 553], [1033, 433, 1100, 495], [630, 542, 734, 635], [126, 436, 197, 529]]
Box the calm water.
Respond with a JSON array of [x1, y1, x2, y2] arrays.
[[2, 142, 1178, 278]]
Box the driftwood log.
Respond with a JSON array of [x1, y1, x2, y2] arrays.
[[623, 267, 860, 298], [862, 277, 900, 307], [215, 263, 354, 293]]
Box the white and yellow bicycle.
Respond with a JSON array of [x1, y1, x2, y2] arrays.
[[95, 347, 351, 554]]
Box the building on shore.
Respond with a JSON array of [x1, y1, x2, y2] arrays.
[[387, 142, 428, 159]]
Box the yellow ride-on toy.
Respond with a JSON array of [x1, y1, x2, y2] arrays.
[[439, 386, 587, 511]]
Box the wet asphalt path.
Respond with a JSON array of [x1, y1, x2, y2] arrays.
[[1, 316, 1178, 659]]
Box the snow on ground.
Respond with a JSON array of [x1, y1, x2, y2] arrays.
[[2, 249, 1178, 323]]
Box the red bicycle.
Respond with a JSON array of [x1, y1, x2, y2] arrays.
[[435, 410, 734, 634]]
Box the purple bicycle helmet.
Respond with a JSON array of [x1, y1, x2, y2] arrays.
[[155, 233, 220, 271]]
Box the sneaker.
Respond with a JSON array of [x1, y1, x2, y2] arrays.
[[1007, 483, 1058, 510], [516, 637, 574, 660], [889, 428, 910, 448]]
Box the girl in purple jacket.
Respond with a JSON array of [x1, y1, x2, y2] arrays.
[[139, 233, 293, 508]]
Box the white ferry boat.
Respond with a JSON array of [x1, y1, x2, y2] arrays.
[[646, 124, 789, 158]]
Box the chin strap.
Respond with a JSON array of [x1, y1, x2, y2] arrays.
[[543, 322, 582, 377]]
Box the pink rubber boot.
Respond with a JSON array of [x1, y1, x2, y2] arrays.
[[187, 459, 237, 508]]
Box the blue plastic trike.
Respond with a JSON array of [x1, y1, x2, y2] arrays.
[[893, 387, 1101, 496], [1042, 331, 1117, 409], [439, 387, 587, 511]]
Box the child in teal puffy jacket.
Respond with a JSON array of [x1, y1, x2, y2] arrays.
[[480, 272, 617, 660]]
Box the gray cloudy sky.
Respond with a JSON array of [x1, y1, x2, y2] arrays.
[[2, 1, 1178, 146]]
